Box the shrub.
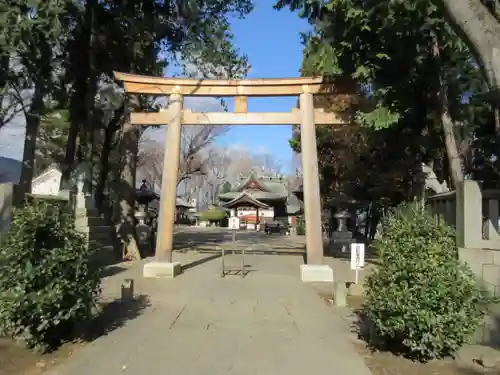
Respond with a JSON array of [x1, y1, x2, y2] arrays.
[[362, 202, 490, 361], [296, 216, 305, 235], [200, 209, 227, 222], [0, 198, 101, 350]]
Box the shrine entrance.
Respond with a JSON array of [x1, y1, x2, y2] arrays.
[[114, 72, 349, 282]]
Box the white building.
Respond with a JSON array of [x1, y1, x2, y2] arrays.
[[31, 165, 63, 196]]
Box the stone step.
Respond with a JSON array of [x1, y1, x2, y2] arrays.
[[89, 242, 114, 251], [90, 235, 113, 245], [75, 225, 111, 234], [75, 207, 101, 218], [89, 236, 114, 250], [75, 216, 106, 227], [88, 232, 113, 243], [78, 232, 113, 244]]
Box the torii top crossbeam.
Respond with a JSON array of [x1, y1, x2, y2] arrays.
[[113, 71, 352, 97]]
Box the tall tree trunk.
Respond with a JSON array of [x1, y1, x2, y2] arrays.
[[94, 127, 109, 211], [95, 107, 124, 212], [76, 0, 97, 196], [0, 55, 9, 93], [434, 0, 500, 95], [62, 0, 96, 186], [62, 87, 80, 185], [435, 0, 500, 185], [0, 55, 11, 128], [431, 34, 464, 188], [440, 92, 464, 187], [117, 111, 141, 261], [18, 86, 44, 197]]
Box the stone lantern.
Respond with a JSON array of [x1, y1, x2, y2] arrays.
[[135, 180, 159, 253], [329, 192, 359, 253], [135, 180, 159, 222]]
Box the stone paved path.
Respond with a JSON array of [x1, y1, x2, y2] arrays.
[[44, 251, 372, 375]]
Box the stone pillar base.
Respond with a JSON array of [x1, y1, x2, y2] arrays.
[[300, 264, 334, 283], [143, 261, 182, 279], [334, 281, 347, 307], [76, 194, 95, 210], [347, 283, 364, 296]]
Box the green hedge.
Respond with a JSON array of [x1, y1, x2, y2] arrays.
[[199, 209, 227, 222], [0, 199, 101, 350], [362, 202, 492, 360]]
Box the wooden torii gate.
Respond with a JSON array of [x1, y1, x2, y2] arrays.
[[114, 72, 350, 282]]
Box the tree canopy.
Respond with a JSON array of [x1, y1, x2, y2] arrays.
[[278, 0, 499, 211], [1, 0, 255, 260]]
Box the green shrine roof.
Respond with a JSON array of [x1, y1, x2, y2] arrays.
[[218, 174, 288, 202], [221, 192, 270, 209], [218, 174, 302, 214]]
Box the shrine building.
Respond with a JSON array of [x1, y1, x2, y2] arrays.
[[218, 173, 301, 230]]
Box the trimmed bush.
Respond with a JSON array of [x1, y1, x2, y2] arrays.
[[0, 199, 101, 350], [200, 209, 227, 222], [362, 202, 490, 361]]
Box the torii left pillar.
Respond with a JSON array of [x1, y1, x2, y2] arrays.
[[143, 93, 183, 278]]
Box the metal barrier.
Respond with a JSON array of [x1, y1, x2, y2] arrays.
[[219, 244, 247, 278], [193, 237, 306, 279]]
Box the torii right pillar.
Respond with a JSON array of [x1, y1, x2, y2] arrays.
[[299, 91, 334, 282]]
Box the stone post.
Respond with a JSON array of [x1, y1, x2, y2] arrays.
[[456, 180, 484, 249], [456, 180, 500, 249], [299, 91, 333, 282], [143, 93, 183, 278], [75, 163, 95, 210]]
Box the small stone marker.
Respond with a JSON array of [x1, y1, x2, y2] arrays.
[[121, 278, 134, 302], [334, 281, 347, 307]]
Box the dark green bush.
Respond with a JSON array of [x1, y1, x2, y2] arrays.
[[362, 202, 490, 361], [296, 216, 305, 235], [0, 199, 101, 350]]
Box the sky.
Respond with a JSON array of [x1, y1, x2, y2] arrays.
[[0, 1, 310, 172], [217, 2, 310, 171]]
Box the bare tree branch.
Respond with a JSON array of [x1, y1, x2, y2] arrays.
[[251, 152, 282, 176], [202, 146, 231, 204], [137, 124, 228, 193], [0, 81, 30, 128], [178, 124, 227, 185], [179, 146, 287, 209], [137, 137, 163, 186]]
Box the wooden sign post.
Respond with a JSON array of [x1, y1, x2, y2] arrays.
[[350, 243, 365, 284], [229, 216, 240, 242]]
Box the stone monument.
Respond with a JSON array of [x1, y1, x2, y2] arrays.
[[71, 163, 115, 264], [329, 192, 359, 254], [135, 180, 159, 254], [332, 210, 353, 253], [421, 162, 450, 194], [71, 162, 94, 209]]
